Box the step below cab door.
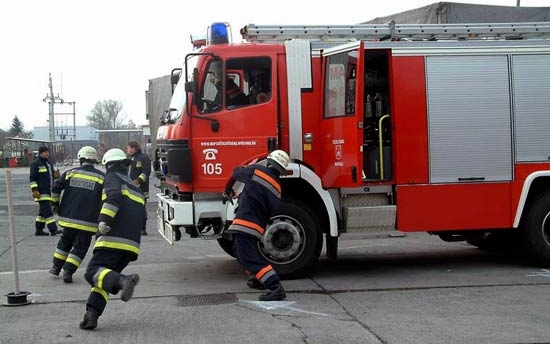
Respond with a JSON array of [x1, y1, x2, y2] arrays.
[[319, 42, 364, 187]]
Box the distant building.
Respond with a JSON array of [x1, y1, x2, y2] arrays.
[[33, 126, 99, 163], [33, 126, 98, 142]]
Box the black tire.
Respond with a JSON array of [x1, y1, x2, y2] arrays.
[[217, 237, 236, 258], [258, 200, 322, 278], [521, 190, 550, 266]]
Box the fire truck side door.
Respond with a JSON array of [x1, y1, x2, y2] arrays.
[[319, 42, 364, 187]]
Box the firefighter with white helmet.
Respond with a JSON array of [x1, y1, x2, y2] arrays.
[[79, 148, 144, 330], [223, 149, 290, 301], [49, 146, 105, 283]]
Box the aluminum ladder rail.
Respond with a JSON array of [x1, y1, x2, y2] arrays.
[[240, 22, 550, 42]]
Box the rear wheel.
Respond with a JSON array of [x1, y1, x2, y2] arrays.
[[259, 200, 322, 278], [521, 190, 550, 266]]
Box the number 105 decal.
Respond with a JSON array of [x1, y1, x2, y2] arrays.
[[201, 162, 222, 175]]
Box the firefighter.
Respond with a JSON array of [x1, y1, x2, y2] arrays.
[[49, 146, 105, 283], [223, 150, 290, 301], [126, 140, 151, 235], [29, 145, 61, 236], [79, 148, 144, 330]]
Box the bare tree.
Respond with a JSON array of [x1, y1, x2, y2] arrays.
[[122, 119, 137, 129], [87, 99, 126, 129]]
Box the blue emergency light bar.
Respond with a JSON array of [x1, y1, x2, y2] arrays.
[[208, 22, 232, 45]]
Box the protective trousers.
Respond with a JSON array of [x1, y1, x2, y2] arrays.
[[233, 233, 280, 288], [84, 250, 133, 316], [36, 200, 57, 234], [52, 227, 93, 274]]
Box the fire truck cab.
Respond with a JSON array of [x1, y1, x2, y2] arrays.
[[156, 22, 550, 277]]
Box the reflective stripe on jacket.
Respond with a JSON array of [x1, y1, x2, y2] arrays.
[[52, 164, 105, 232], [226, 164, 282, 240], [95, 172, 145, 260]]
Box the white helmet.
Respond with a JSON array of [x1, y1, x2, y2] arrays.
[[77, 146, 98, 162], [267, 150, 289, 174], [102, 148, 129, 166]]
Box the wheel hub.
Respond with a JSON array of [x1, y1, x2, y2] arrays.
[[261, 216, 305, 264]]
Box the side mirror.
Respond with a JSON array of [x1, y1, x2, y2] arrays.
[[171, 68, 182, 94]]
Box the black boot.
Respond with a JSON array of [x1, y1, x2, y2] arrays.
[[49, 266, 61, 276], [50, 229, 62, 236], [79, 309, 99, 330], [116, 274, 140, 302], [62, 270, 73, 283], [35, 231, 49, 236], [259, 283, 286, 301], [247, 278, 266, 290]]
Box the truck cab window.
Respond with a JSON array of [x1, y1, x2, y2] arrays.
[[200, 60, 223, 114], [200, 57, 271, 113]]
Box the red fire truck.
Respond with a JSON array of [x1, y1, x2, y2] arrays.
[[156, 22, 550, 277]]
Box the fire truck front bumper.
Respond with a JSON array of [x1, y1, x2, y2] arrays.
[[156, 193, 225, 244], [156, 193, 193, 244]]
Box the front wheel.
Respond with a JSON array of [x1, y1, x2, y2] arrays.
[[259, 200, 322, 278], [521, 190, 550, 266], [217, 237, 236, 258]]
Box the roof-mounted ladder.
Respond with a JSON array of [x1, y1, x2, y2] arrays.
[[240, 22, 550, 42]]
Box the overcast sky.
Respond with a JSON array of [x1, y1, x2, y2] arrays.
[[1, 0, 548, 131]]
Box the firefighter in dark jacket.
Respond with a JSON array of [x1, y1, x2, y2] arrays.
[[79, 148, 144, 330], [49, 146, 105, 283], [29, 145, 61, 236], [126, 140, 151, 235], [224, 150, 290, 301]]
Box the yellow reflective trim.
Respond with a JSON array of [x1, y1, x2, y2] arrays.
[[45, 218, 56, 225], [100, 207, 116, 218], [30, 182, 38, 189], [38, 168, 48, 172], [67, 173, 104, 185], [138, 173, 147, 181], [35, 217, 46, 223], [101, 192, 107, 201], [97, 268, 111, 289], [37, 196, 53, 201], [94, 241, 140, 255], [122, 189, 145, 205], [53, 252, 67, 260], [66, 257, 81, 268], [58, 220, 97, 233], [91, 287, 109, 301]]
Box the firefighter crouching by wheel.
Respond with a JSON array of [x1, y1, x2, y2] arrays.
[[29, 145, 61, 236], [79, 148, 144, 330], [49, 146, 105, 283], [126, 140, 151, 235], [223, 150, 290, 301]]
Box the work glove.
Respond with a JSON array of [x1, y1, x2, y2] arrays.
[[53, 169, 60, 179], [98, 222, 111, 235], [222, 189, 235, 205], [32, 190, 40, 199], [133, 179, 142, 186]]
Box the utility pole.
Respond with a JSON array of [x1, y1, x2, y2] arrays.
[[43, 73, 64, 142], [517, 0, 520, 6]]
